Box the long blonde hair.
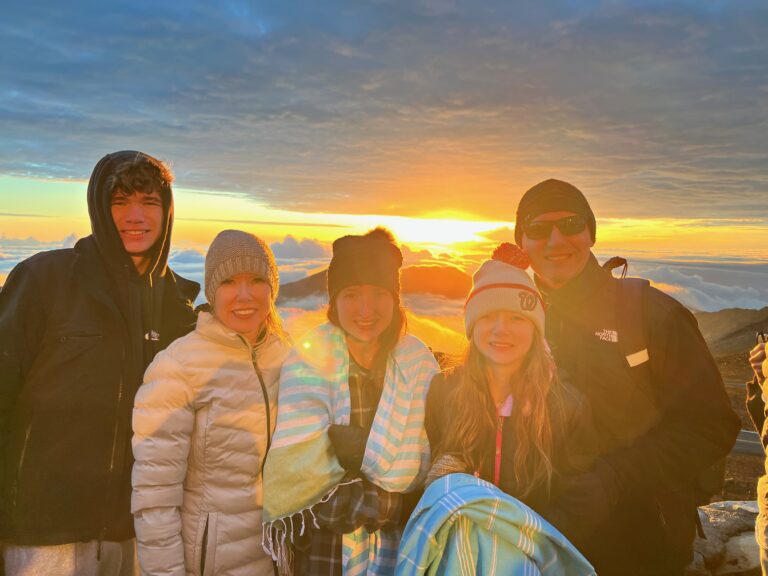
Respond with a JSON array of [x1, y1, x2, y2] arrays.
[[435, 328, 564, 499], [263, 298, 289, 343]]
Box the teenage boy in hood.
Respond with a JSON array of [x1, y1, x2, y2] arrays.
[[515, 179, 740, 576], [0, 151, 199, 575]]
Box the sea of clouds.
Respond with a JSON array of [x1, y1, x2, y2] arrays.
[[2, 235, 766, 317]]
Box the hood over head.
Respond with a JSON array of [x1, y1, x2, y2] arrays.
[[87, 150, 174, 279]]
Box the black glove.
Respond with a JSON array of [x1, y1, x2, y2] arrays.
[[328, 424, 368, 473], [541, 459, 620, 546]]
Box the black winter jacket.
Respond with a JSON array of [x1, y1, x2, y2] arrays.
[[0, 151, 199, 545], [541, 255, 740, 576]]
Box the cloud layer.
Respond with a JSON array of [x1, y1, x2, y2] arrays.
[[2, 232, 766, 313], [2, 1, 767, 219]]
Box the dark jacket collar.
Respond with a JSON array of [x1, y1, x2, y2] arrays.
[[534, 253, 610, 308], [73, 235, 199, 315], [165, 268, 200, 308]]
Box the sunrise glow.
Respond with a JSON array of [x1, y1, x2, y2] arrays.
[[2, 175, 767, 265]]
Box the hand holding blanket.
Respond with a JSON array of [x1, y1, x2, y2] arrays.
[[329, 424, 368, 473]]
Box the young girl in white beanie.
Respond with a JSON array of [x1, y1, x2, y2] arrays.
[[425, 242, 597, 501], [396, 243, 600, 575], [132, 229, 291, 575]]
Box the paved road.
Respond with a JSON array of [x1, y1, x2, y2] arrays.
[[722, 378, 764, 455], [735, 429, 763, 456], [725, 378, 747, 390]]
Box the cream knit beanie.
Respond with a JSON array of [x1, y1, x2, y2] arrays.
[[205, 230, 279, 304], [464, 243, 545, 338]]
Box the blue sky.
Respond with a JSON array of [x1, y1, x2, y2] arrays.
[[2, 0, 767, 219]]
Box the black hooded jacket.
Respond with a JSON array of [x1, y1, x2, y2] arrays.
[[539, 255, 739, 575], [0, 151, 199, 544]]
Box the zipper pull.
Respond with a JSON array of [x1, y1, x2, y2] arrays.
[[496, 416, 504, 455], [494, 414, 505, 485]]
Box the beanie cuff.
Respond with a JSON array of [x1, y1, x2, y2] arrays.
[[464, 287, 545, 338], [205, 255, 277, 303], [514, 179, 596, 245], [327, 234, 403, 299], [327, 266, 400, 300]]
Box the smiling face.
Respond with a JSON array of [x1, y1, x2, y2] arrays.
[[335, 284, 394, 344], [110, 189, 164, 273], [213, 272, 272, 343], [472, 310, 535, 373], [521, 210, 594, 289]]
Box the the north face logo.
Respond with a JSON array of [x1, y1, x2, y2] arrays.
[[519, 292, 537, 311], [595, 329, 618, 343]]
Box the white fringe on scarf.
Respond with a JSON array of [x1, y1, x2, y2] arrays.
[[262, 478, 363, 576]]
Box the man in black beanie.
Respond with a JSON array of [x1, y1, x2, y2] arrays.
[[515, 179, 739, 576], [0, 151, 199, 575]]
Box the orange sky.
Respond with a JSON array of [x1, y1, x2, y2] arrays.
[[2, 175, 766, 264]]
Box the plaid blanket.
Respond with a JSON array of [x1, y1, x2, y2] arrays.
[[262, 323, 439, 575], [293, 478, 403, 575], [396, 473, 595, 576]]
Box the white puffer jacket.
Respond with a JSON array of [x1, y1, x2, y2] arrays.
[[132, 312, 291, 576]]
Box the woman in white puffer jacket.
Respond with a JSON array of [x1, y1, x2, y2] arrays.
[[132, 230, 291, 576]]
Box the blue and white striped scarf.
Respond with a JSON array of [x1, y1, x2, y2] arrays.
[[396, 473, 595, 576], [263, 323, 439, 575]]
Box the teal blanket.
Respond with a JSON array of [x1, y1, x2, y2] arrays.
[[396, 473, 595, 576]]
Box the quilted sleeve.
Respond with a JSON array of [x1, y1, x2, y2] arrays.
[[131, 348, 196, 576]]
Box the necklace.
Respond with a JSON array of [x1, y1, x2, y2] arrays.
[[347, 338, 379, 369]]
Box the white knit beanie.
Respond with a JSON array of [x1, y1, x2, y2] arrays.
[[205, 230, 279, 304], [464, 243, 545, 338]]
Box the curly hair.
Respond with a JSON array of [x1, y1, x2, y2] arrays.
[[106, 154, 174, 198]]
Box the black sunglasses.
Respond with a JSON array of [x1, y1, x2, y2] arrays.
[[523, 215, 588, 240]]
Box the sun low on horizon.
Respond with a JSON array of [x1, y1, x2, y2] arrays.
[[2, 175, 767, 269]]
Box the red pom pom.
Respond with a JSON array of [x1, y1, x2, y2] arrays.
[[491, 242, 530, 269]]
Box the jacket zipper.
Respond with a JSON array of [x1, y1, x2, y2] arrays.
[[100, 347, 126, 548], [252, 348, 272, 474], [235, 334, 272, 474], [494, 414, 504, 486], [107, 375, 125, 474], [10, 422, 33, 510]]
